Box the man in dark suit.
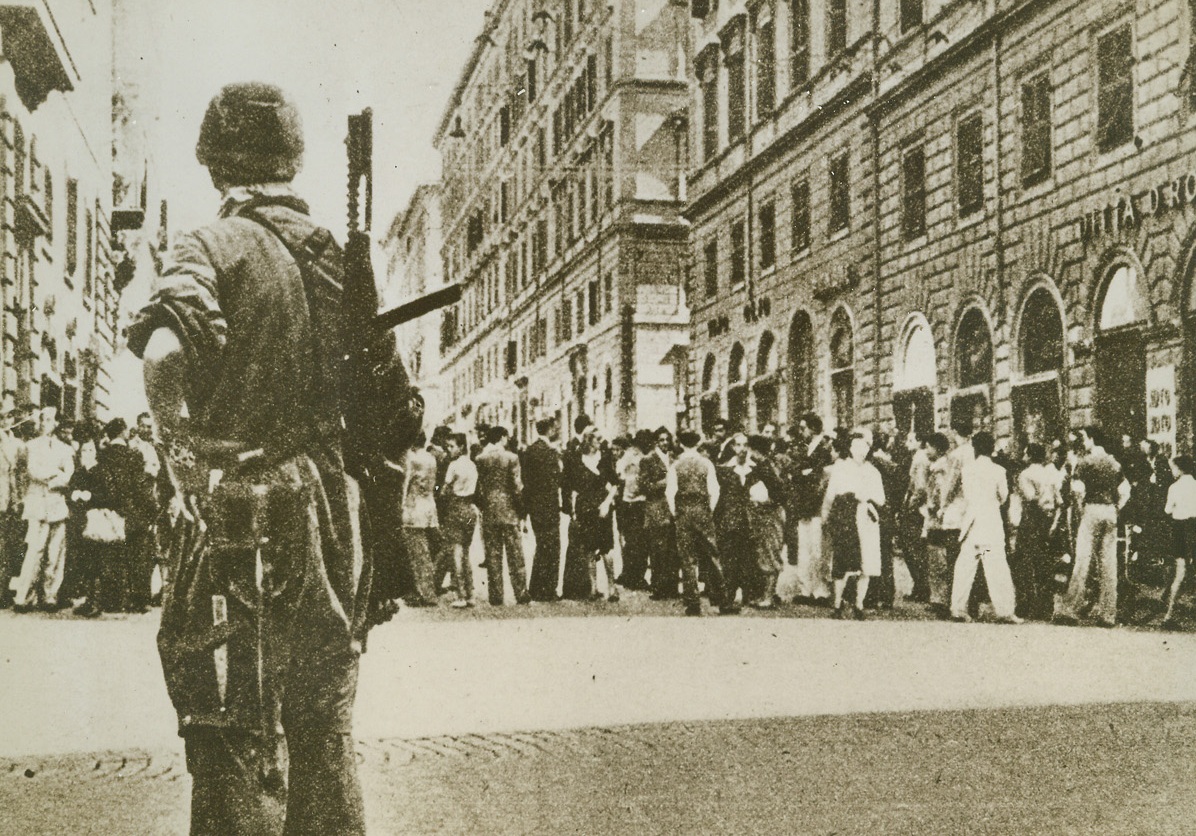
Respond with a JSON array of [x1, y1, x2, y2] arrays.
[[642, 428, 677, 599], [476, 426, 530, 606], [788, 412, 835, 604], [522, 418, 563, 601]]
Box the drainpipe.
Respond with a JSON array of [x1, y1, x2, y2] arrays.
[[993, 26, 1008, 441]]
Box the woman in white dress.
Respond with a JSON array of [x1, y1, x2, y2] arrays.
[[821, 429, 886, 619]]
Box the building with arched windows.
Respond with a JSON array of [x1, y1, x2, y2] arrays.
[[684, 0, 1196, 456]]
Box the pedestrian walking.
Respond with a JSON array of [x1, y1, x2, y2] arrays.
[[745, 435, 785, 609], [643, 428, 678, 600], [666, 430, 730, 616], [401, 432, 440, 607], [562, 425, 620, 602], [522, 418, 563, 601], [10, 408, 73, 613], [1161, 454, 1196, 629], [1054, 426, 1127, 627], [787, 413, 834, 605], [951, 432, 1021, 624], [441, 433, 479, 608], [129, 82, 390, 834], [614, 430, 648, 591], [1010, 443, 1062, 620], [822, 430, 886, 619], [476, 425, 531, 605]]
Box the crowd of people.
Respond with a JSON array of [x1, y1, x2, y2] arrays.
[[378, 412, 1195, 629], [0, 403, 164, 617]]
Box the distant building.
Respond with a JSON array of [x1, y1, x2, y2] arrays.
[[0, 0, 155, 419], [685, 0, 1196, 455], [381, 184, 449, 427], [434, 0, 692, 442]]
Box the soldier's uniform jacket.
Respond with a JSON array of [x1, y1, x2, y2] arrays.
[[128, 190, 366, 741]]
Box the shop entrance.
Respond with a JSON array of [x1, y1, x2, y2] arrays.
[[1095, 330, 1146, 443], [1095, 264, 1148, 443]]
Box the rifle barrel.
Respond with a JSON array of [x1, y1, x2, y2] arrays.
[[374, 284, 463, 331]]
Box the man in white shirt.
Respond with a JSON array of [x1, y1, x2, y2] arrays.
[[11, 408, 74, 612], [951, 431, 1020, 623]]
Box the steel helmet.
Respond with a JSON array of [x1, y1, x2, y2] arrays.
[[195, 82, 304, 183]]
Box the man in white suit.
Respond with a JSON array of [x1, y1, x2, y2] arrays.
[[951, 431, 1021, 624], [11, 407, 74, 612]]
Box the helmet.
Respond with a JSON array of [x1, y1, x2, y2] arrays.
[[195, 82, 304, 183]]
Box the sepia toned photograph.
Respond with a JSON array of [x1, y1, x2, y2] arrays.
[[2, 0, 1196, 833]]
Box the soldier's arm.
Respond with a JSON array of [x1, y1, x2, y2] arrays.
[[142, 328, 190, 440]]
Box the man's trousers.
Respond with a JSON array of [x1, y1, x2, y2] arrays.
[[951, 537, 1017, 619], [482, 523, 528, 605], [12, 519, 67, 607], [1057, 503, 1119, 624], [528, 512, 561, 600]]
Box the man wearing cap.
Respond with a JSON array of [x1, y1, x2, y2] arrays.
[[126, 83, 384, 834], [10, 407, 73, 612]]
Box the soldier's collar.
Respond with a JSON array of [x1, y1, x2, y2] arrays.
[[220, 183, 308, 217]]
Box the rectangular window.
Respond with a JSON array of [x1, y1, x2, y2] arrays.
[[957, 113, 984, 217], [561, 299, 573, 341], [603, 272, 614, 314], [588, 280, 600, 325], [499, 104, 511, 146], [66, 178, 78, 278], [902, 144, 927, 240], [576, 289, 586, 334], [900, 0, 922, 33], [730, 219, 746, 287], [704, 239, 719, 298], [827, 0, 847, 56], [755, 17, 775, 119], [790, 0, 809, 86], [1021, 73, 1052, 185], [791, 179, 810, 252], [759, 200, 776, 269], [527, 59, 538, 102], [727, 49, 746, 142], [1097, 25, 1134, 153], [828, 153, 850, 232]]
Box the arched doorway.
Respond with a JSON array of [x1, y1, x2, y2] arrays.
[[727, 342, 748, 431], [1012, 285, 1066, 452], [753, 331, 779, 430], [951, 306, 994, 432], [1095, 263, 1147, 443], [700, 353, 720, 434], [829, 309, 855, 431], [892, 316, 936, 441], [788, 310, 815, 425]]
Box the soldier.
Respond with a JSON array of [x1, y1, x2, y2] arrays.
[[128, 83, 378, 834]]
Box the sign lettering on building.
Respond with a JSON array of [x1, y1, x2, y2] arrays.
[[1077, 174, 1196, 243], [1146, 364, 1177, 457]]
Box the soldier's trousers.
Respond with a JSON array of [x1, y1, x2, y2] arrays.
[[528, 512, 561, 600]]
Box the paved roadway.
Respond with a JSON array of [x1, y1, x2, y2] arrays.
[[3, 594, 1196, 833]]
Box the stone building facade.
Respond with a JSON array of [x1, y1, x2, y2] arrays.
[[685, 0, 1196, 455], [0, 0, 156, 420], [382, 184, 450, 425], [433, 0, 692, 441]]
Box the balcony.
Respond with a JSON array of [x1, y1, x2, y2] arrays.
[[0, 1, 77, 111]]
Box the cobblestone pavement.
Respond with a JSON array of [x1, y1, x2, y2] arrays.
[[3, 702, 1195, 834]]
